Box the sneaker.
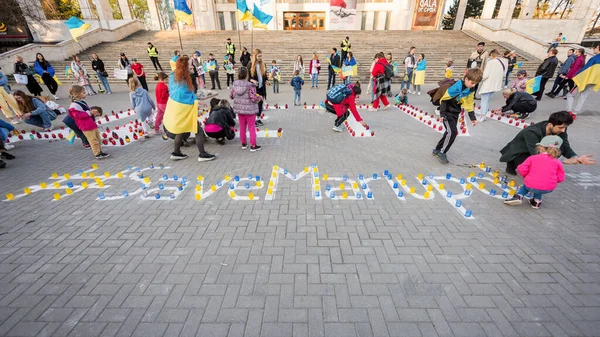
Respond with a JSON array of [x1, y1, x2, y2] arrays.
[[216, 138, 225, 145], [474, 96, 481, 101], [435, 108, 440, 116], [504, 195, 523, 205], [417, 92, 421, 96], [241, 143, 248, 150], [0, 159, 5, 169], [83, 143, 91, 149], [95, 152, 110, 159], [505, 168, 517, 176], [530, 198, 541, 209], [161, 133, 169, 141], [520, 113, 529, 120], [53, 95, 59, 100], [383, 104, 390, 110], [368, 107, 378, 112], [432, 148, 440, 157], [436, 152, 449, 164], [545, 93, 556, 98], [332, 125, 344, 132], [568, 111, 577, 121], [0, 152, 15, 160], [144, 134, 151, 139], [509, 113, 522, 119], [256, 120, 264, 126], [198, 153, 216, 162], [4, 144, 15, 150], [250, 145, 262, 152], [43, 128, 52, 133], [170, 152, 188, 160], [10, 118, 20, 125]]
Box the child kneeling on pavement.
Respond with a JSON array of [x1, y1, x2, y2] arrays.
[[205, 98, 236, 144]]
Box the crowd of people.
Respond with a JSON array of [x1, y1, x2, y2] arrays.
[[1, 39, 598, 209]]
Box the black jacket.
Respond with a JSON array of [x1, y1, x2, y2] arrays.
[[535, 56, 558, 79], [207, 106, 236, 129], [91, 59, 105, 72], [240, 52, 250, 68], [501, 91, 537, 112], [329, 53, 341, 70], [500, 121, 576, 163]]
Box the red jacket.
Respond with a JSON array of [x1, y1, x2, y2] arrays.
[[155, 82, 169, 105], [566, 55, 585, 79], [333, 92, 362, 122], [309, 60, 321, 75], [131, 63, 145, 77], [371, 57, 388, 77]]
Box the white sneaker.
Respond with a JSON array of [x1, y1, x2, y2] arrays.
[[368, 107, 378, 112], [435, 108, 440, 116], [417, 92, 421, 96], [383, 105, 390, 110], [10, 118, 20, 125], [4, 144, 15, 150], [332, 125, 343, 132], [53, 95, 59, 100]]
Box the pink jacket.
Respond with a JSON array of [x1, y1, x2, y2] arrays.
[[517, 153, 565, 191], [511, 77, 527, 92], [68, 101, 98, 131]]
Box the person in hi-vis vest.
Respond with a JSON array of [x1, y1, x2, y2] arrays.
[[226, 38, 236, 65], [340, 36, 351, 62], [147, 42, 163, 72]]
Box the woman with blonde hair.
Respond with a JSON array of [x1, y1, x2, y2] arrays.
[[477, 49, 507, 121], [163, 55, 215, 161], [249, 49, 267, 126], [309, 53, 321, 88], [129, 77, 156, 137], [497, 87, 537, 119]]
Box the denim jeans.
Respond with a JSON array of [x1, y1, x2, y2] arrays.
[[548, 43, 559, 52], [294, 89, 301, 105], [273, 79, 279, 93], [370, 78, 376, 102], [24, 110, 55, 129], [504, 69, 513, 87], [401, 69, 413, 90], [479, 92, 494, 117], [345, 76, 351, 84], [518, 185, 552, 200], [311, 73, 319, 87], [97, 71, 112, 93]]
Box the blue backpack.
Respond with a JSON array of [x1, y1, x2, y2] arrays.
[[326, 83, 353, 104]]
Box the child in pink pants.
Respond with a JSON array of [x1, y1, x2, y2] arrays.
[[230, 67, 263, 152], [154, 72, 169, 134]]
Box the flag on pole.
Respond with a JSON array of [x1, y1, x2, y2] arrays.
[[251, 5, 273, 29], [236, 0, 253, 21], [65, 16, 91, 42], [526, 75, 542, 94], [174, 0, 194, 25]]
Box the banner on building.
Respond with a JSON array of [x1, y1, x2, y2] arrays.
[[329, 0, 357, 30], [411, 0, 444, 30]]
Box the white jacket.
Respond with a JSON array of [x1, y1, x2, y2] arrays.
[[478, 57, 507, 94]]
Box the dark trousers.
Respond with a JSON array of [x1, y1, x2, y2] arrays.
[[341, 51, 348, 62], [257, 101, 263, 118], [173, 121, 209, 155], [137, 75, 148, 91], [506, 153, 530, 175], [150, 56, 163, 71], [209, 71, 221, 90], [206, 129, 235, 140], [551, 78, 574, 96], [334, 111, 350, 127], [511, 102, 537, 115], [435, 113, 458, 154], [191, 73, 198, 93], [327, 68, 336, 89], [62, 115, 89, 145], [535, 77, 549, 100], [227, 74, 234, 87], [41, 73, 58, 95]]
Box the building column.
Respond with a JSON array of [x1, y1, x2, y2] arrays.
[[481, 0, 497, 19], [93, 0, 114, 28], [78, 0, 95, 19], [572, 0, 600, 42], [118, 0, 132, 19], [146, 0, 162, 30], [518, 0, 537, 19], [453, 0, 468, 30], [499, 0, 516, 29]]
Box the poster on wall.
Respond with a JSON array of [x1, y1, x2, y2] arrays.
[[411, 0, 444, 30], [329, 0, 357, 30]]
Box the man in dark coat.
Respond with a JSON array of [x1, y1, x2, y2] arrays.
[[500, 111, 595, 175], [327, 48, 342, 90], [534, 49, 559, 101]]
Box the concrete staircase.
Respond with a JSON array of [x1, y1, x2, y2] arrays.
[[48, 30, 541, 87]]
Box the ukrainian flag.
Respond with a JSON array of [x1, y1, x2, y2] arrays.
[[252, 5, 273, 29], [573, 54, 600, 92], [163, 73, 198, 134], [236, 0, 253, 21], [65, 16, 91, 42], [174, 0, 194, 26], [526, 75, 542, 94]]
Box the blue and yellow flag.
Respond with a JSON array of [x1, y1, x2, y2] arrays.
[[163, 73, 198, 134], [236, 0, 253, 21], [252, 5, 273, 29], [174, 0, 194, 26], [65, 16, 90, 42], [573, 54, 600, 92], [66, 131, 76, 144], [526, 75, 542, 94]]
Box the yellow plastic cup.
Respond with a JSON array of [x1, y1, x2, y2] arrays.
[[323, 174, 329, 180], [439, 183, 445, 190], [24, 187, 31, 195], [6, 193, 14, 201], [40, 182, 47, 189], [53, 193, 60, 200]]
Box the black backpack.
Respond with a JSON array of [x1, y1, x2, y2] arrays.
[[378, 62, 394, 80]]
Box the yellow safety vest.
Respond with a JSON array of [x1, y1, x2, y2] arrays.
[[147, 46, 158, 57], [341, 40, 350, 52], [226, 43, 235, 54]]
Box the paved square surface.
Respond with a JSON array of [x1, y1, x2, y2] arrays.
[[1, 80, 600, 337]]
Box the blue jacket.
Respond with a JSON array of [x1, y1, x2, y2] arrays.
[[30, 98, 57, 118], [0, 71, 9, 93], [34, 60, 55, 77], [290, 76, 304, 90], [130, 87, 156, 117], [558, 54, 576, 75], [416, 59, 427, 71], [344, 57, 356, 67]]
